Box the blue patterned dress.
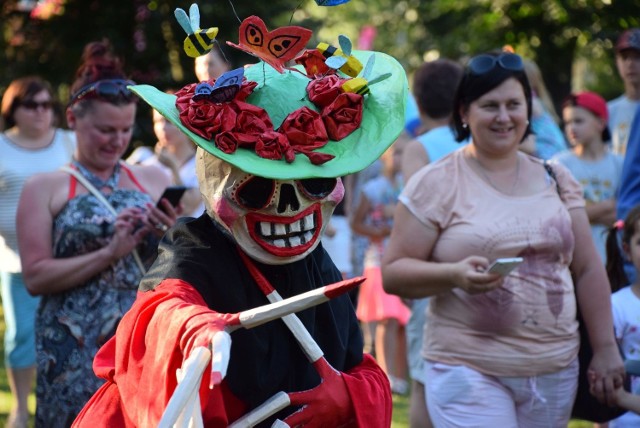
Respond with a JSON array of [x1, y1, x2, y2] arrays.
[[34, 166, 159, 427]]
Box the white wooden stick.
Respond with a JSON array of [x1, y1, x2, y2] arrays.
[[158, 346, 211, 428], [227, 391, 291, 428], [264, 290, 323, 362]]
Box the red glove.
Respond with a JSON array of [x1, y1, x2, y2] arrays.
[[283, 357, 355, 428], [179, 311, 239, 390]]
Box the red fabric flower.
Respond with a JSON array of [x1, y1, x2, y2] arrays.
[[180, 99, 224, 140], [175, 82, 200, 114], [295, 49, 333, 77], [236, 80, 258, 102], [307, 75, 347, 108], [255, 131, 295, 163], [322, 92, 364, 140], [214, 132, 238, 154], [215, 132, 261, 152], [232, 101, 274, 135], [302, 150, 335, 165], [279, 107, 329, 152]]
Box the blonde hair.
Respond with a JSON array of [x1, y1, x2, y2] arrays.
[[523, 59, 560, 124]]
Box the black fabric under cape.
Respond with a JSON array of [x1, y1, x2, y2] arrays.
[[139, 214, 364, 412]]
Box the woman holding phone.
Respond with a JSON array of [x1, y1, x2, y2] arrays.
[[382, 51, 623, 426], [16, 40, 178, 426]]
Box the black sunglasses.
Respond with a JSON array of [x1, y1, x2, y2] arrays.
[[20, 100, 53, 110], [70, 79, 136, 104], [468, 53, 524, 76]]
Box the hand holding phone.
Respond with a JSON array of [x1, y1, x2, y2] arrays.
[[156, 186, 187, 213], [486, 257, 523, 276]]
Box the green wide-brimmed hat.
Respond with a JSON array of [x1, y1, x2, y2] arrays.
[[131, 50, 407, 180]]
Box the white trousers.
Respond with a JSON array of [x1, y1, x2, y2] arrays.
[[424, 358, 579, 428]]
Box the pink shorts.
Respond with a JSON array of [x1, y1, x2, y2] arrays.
[[424, 358, 579, 427]]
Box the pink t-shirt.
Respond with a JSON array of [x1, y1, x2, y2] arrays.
[[400, 149, 583, 376]]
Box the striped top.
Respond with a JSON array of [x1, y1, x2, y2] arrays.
[[0, 130, 75, 272]]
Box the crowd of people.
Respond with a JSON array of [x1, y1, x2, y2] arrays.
[[0, 20, 639, 428]]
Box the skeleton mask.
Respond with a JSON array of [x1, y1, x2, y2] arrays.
[[196, 148, 343, 265]]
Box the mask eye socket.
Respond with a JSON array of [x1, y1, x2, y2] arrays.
[[297, 178, 337, 200], [235, 176, 275, 210]]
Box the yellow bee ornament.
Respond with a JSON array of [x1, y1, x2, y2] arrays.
[[174, 3, 218, 58], [318, 35, 363, 78], [342, 54, 391, 96]]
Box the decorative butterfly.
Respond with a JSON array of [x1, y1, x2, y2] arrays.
[[342, 55, 392, 96], [317, 35, 363, 78], [174, 3, 219, 58], [193, 67, 245, 103], [314, 0, 352, 6], [227, 16, 312, 73]]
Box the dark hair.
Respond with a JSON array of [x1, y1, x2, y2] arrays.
[[413, 59, 463, 120], [562, 95, 612, 143], [1, 76, 59, 128], [452, 52, 533, 143], [69, 39, 132, 115], [606, 204, 640, 292]]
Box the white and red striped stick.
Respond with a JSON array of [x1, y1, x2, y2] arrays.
[[159, 276, 363, 428]]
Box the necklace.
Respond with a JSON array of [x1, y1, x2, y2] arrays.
[[470, 153, 521, 196]]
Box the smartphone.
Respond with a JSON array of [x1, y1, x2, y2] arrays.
[[156, 186, 187, 212], [486, 257, 524, 276]]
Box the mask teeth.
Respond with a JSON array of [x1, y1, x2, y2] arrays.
[[256, 213, 318, 248]]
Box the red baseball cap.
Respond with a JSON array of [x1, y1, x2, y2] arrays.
[[616, 28, 640, 52], [563, 91, 611, 141], [572, 91, 609, 122]]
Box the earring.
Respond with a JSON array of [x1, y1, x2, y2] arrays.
[[462, 123, 468, 129]]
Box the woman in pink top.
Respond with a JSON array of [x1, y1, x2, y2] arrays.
[[382, 51, 624, 427]]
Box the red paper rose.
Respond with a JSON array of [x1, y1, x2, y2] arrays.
[[214, 132, 238, 154], [180, 99, 225, 140], [303, 150, 335, 165], [307, 75, 347, 108], [232, 101, 274, 136], [295, 49, 333, 77], [236, 80, 258, 102], [175, 82, 200, 114], [321, 92, 364, 140], [255, 131, 295, 162], [279, 107, 328, 152]]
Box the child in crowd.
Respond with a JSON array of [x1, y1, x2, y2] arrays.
[[351, 136, 411, 394], [605, 204, 640, 427], [553, 91, 624, 262]]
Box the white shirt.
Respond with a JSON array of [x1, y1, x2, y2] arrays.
[[607, 95, 640, 155], [0, 130, 75, 272]]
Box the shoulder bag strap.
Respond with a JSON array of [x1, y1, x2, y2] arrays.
[[59, 165, 146, 274]]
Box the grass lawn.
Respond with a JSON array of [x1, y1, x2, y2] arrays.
[[0, 295, 602, 427]]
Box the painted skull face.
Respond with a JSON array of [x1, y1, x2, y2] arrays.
[[196, 149, 344, 264]]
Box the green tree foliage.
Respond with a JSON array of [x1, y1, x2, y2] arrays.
[[2, 0, 639, 137], [0, 0, 295, 142], [301, 0, 640, 108], [0, 0, 296, 91]]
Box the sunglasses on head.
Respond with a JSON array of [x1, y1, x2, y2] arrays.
[[70, 79, 136, 105], [468, 53, 524, 76], [20, 100, 53, 110]]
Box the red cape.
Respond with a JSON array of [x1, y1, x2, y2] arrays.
[[73, 279, 392, 427]]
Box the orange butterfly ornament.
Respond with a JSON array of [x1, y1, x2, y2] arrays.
[[227, 16, 312, 73]]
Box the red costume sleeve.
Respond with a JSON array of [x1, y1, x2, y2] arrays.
[[342, 353, 393, 428], [74, 279, 391, 427], [73, 279, 246, 427]]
